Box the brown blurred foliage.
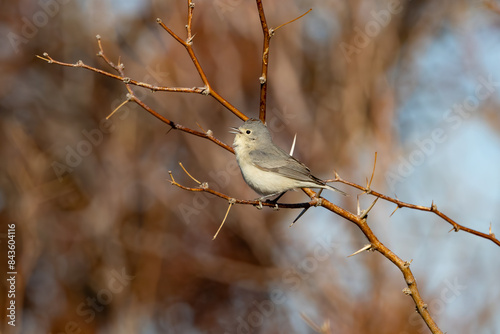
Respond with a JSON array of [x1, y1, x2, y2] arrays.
[[0, 0, 499, 333]]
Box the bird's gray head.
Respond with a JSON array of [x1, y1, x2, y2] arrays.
[[231, 119, 272, 149]]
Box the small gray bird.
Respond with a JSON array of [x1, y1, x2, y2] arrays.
[[231, 119, 346, 203]]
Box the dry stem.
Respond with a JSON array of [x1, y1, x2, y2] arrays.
[[334, 175, 500, 247]]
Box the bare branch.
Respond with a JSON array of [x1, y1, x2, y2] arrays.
[[272, 8, 312, 34], [255, 4, 312, 122], [169, 171, 316, 209], [156, 4, 247, 121], [179, 162, 202, 185], [307, 188, 443, 334], [106, 97, 131, 120], [336, 175, 500, 247], [170, 174, 445, 333], [256, 0, 270, 122], [213, 198, 235, 240]]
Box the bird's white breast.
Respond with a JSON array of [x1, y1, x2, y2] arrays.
[[234, 144, 301, 195]]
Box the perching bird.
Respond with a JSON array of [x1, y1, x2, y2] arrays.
[[231, 119, 346, 204]]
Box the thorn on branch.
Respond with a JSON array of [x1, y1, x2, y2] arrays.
[[348, 244, 373, 257], [367, 151, 378, 190], [195, 122, 206, 132], [403, 259, 413, 268], [390, 205, 401, 217], [356, 195, 361, 216], [358, 197, 379, 220], [289, 133, 297, 156], [186, 33, 196, 45], [290, 207, 309, 227], [201, 87, 210, 96]]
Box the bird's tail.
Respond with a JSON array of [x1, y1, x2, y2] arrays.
[[323, 184, 348, 196], [311, 175, 348, 196]]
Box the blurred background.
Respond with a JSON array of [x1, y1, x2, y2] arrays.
[[1, 0, 500, 333]]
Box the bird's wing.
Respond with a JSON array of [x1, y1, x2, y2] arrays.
[[248, 146, 323, 184]]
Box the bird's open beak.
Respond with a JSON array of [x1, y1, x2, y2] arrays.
[[229, 126, 241, 134]]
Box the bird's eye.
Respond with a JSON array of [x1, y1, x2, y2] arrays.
[[246, 130, 251, 134]]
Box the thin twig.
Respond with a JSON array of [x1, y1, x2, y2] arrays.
[[42, 34, 236, 153], [213, 199, 235, 240], [106, 98, 130, 119], [256, 0, 270, 122], [255, 4, 312, 122], [169, 172, 316, 209], [179, 162, 201, 184], [367, 152, 377, 190], [131, 95, 234, 153], [272, 8, 312, 34]]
